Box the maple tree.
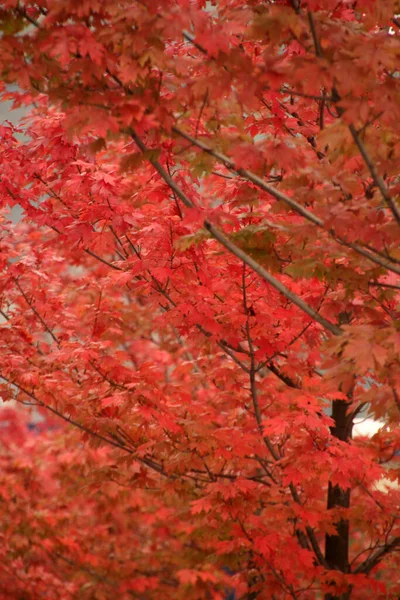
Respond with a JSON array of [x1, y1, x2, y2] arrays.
[[0, 0, 400, 598]]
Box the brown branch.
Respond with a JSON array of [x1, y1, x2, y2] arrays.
[[308, 12, 323, 58], [240, 266, 328, 567], [109, 225, 129, 258], [13, 277, 60, 345], [129, 130, 342, 336], [218, 340, 249, 371], [166, 161, 184, 219], [348, 124, 400, 226], [305, 6, 400, 227], [392, 17, 400, 29], [205, 223, 342, 336], [289, 0, 301, 15], [195, 89, 208, 138], [267, 362, 299, 388], [84, 248, 124, 271], [172, 126, 322, 225], [392, 387, 400, 412], [364, 243, 400, 265], [354, 536, 400, 574], [128, 129, 195, 210], [18, 6, 40, 28], [0, 373, 171, 478], [172, 126, 400, 277]]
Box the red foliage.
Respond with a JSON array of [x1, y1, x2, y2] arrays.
[[0, 1, 399, 598]]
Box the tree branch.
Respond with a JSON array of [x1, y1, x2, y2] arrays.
[[129, 130, 343, 336], [205, 224, 342, 336], [305, 5, 400, 227], [172, 126, 322, 225], [172, 127, 400, 277], [348, 124, 400, 226], [13, 277, 60, 345], [308, 12, 323, 58], [0, 373, 171, 478], [354, 537, 400, 574]]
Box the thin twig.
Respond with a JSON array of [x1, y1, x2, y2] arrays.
[[129, 128, 343, 335], [13, 277, 59, 345], [348, 124, 400, 226], [354, 536, 400, 574], [172, 126, 400, 277]]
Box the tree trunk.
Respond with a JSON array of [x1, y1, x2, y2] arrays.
[[324, 399, 352, 600]]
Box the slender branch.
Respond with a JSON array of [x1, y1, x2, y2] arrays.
[[129, 130, 342, 335], [240, 266, 328, 567], [183, 30, 207, 54], [289, 0, 301, 15], [195, 89, 208, 138], [109, 225, 129, 258], [392, 387, 400, 412], [13, 277, 60, 345], [392, 16, 400, 29], [348, 124, 400, 226], [172, 126, 322, 225], [18, 6, 40, 28], [364, 243, 400, 265], [0, 309, 10, 322], [218, 340, 249, 371], [306, 5, 400, 227], [205, 223, 342, 336], [166, 161, 184, 219], [307, 12, 326, 131], [0, 373, 171, 478], [128, 129, 195, 210], [84, 248, 124, 271], [308, 12, 323, 58], [354, 536, 400, 574], [172, 127, 400, 277], [267, 362, 299, 388]]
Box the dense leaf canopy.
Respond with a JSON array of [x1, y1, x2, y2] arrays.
[[0, 1, 400, 598]]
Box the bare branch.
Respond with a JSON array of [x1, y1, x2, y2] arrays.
[[129, 128, 195, 210], [84, 248, 124, 271], [308, 12, 323, 57]]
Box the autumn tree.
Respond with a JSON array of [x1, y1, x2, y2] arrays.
[[0, 0, 400, 598]]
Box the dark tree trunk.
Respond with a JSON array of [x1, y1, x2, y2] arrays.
[[324, 399, 353, 600]]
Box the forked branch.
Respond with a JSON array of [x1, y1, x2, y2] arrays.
[[129, 129, 343, 336]]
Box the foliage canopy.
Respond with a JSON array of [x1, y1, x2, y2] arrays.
[[0, 1, 400, 598]]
